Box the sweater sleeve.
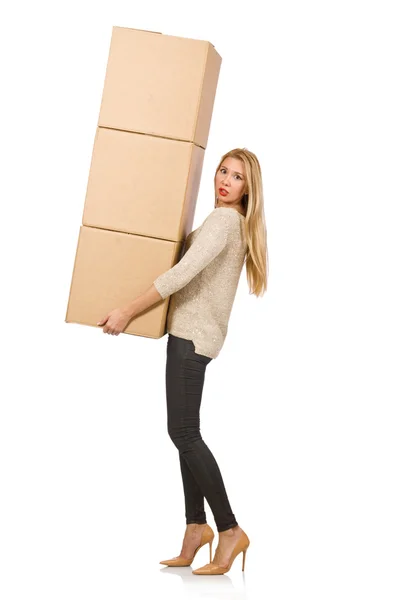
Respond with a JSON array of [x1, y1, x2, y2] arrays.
[[153, 209, 231, 299]]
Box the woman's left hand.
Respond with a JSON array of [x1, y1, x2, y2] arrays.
[[97, 307, 132, 335]]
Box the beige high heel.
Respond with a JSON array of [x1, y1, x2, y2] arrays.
[[159, 524, 215, 567], [192, 528, 250, 575]]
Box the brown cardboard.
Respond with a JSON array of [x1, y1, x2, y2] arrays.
[[66, 26, 222, 338], [65, 225, 183, 337], [98, 26, 222, 148], [82, 127, 205, 242]]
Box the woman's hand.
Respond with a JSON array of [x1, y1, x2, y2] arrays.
[[96, 283, 161, 335], [97, 307, 133, 335]]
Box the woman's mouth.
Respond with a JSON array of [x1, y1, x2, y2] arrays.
[[219, 188, 229, 196]]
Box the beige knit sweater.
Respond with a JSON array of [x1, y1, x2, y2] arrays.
[[153, 207, 247, 359]]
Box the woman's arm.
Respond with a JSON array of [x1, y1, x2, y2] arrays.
[[97, 284, 163, 335], [122, 283, 163, 319], [97, 209, 231, 334], [152, 209, 231, 300]]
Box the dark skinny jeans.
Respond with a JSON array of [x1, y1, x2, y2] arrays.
[[165, 333, 238, 533]]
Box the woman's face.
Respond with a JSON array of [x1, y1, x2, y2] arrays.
[[215, 157, 247, 207]]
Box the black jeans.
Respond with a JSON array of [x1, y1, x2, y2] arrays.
[[165, 333, 238, 533]]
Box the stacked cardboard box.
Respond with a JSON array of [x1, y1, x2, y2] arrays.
[[65, 26, 222, 339]]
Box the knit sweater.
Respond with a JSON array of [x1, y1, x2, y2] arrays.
[[153, 207, 247, 359]]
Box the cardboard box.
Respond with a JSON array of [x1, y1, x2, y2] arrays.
[[65, 225, 183, 337], [98, 26, 222, 148], [65, 26, 222, 339], [82, 127, 204, 241]]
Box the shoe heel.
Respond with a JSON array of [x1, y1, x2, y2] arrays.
[[242, 547, 248, 571], [209, 539, 213, 562]]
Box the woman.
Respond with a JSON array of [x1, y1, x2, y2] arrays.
[[97, 148, 268, 575]]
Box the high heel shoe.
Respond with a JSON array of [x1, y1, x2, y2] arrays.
[[192, 527, 250, 575], [159, 523, 215, 567]]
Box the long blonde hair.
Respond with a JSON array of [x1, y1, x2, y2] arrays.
[[213, 148, 268, 296]]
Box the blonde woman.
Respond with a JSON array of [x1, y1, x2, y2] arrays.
[[98, 148, 268, 575]]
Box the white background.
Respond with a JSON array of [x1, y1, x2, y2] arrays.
[[1, 1, 396, 599]]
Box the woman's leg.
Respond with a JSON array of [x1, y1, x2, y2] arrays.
[[166, 333, 238, 533], [179, 453, 207, 524]]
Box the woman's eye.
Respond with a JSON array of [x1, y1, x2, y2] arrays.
[[220, 168, 241, 180]]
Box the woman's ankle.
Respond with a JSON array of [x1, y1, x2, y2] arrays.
[[186, 522, 207, 529], [219, 524, 241, 536]]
